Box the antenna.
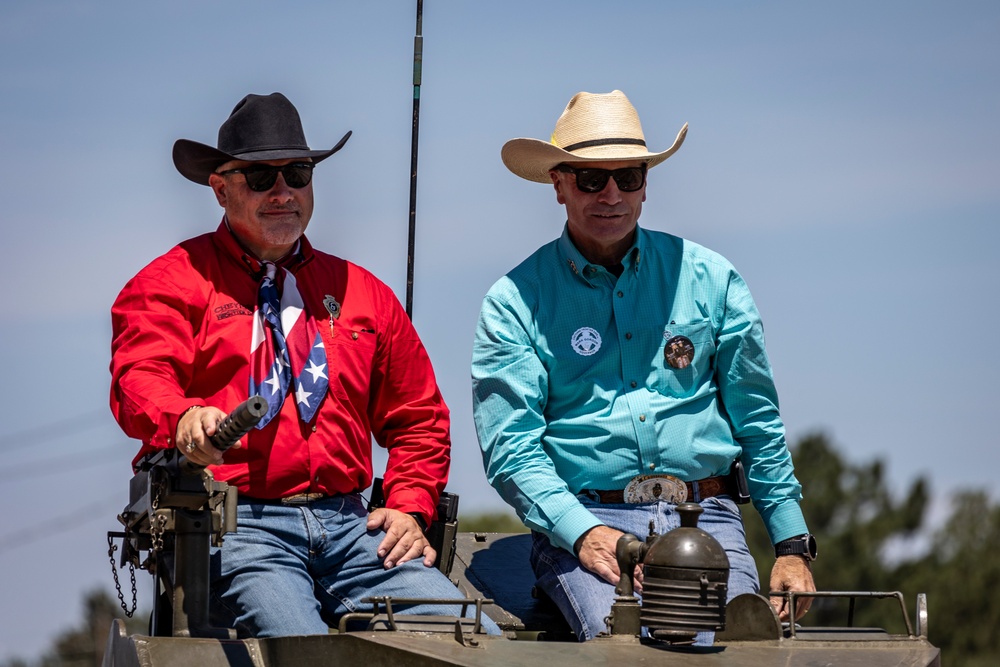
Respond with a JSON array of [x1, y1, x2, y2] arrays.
[[405, 0, 423, 319]]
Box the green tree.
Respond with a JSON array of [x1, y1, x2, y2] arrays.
[[743, 432, 999, 665], [0, 589, 146, 667], [895, 491, 1000, 666], [742, 432, 929, 632]]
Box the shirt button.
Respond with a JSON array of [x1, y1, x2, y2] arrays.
[[617, 291, 624, 298], [630, 381, 637, 388], [625, 332, 632, 340], [648, 463, 655, 470], [311, 426, 317, 432], [639, 414, 646, 422], [352, 332, 359, 340]]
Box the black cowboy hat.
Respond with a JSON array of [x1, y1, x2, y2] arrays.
[[172, 92, 352, 186]]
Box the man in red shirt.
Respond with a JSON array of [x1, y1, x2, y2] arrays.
[[110, 92, 493, 637]]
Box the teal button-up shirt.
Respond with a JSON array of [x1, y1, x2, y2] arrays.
[[472, 225, 807, 554]]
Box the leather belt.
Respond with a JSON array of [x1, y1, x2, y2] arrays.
[[241, 492, 334, 506], [279, 492, 329, 505], [589, 474, 729, 504]]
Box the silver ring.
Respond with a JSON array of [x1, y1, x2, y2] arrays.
[[185, 442, 196, 453]]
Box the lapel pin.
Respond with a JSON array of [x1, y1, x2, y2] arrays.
[[665, 335, 695, 370], [323, 295, 341, 319]]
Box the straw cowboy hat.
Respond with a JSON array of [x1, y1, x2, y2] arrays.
[[172, 92, 352, 186], [501, 90, 687, 183]]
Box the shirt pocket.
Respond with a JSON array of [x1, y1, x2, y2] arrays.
[[324, 326, 377, 402], [647, 319, 716, 398]]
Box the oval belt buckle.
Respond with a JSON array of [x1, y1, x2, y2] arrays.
[[623, 474, 688, 504]]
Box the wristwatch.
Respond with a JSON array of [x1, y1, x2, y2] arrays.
[[774, 533, 817, 561]]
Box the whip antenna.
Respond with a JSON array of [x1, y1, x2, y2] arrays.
[[405, 0, 423, 319]]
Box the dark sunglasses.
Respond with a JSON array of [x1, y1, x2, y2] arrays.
[[217, 162, 315, 192], [556, 163, 647, 193]]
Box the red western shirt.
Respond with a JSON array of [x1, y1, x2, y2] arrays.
[[110, 222, 450, 521]]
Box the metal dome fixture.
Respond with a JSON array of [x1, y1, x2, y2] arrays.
[[606, 502, 731, 644]]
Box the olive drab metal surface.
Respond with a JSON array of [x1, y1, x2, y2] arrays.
[[103, 528, 942, 666]]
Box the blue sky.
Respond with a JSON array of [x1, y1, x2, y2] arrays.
[[1, 0, 997, 660]]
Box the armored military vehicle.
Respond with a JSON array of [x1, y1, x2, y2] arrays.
[[103, 398, 940, 666]]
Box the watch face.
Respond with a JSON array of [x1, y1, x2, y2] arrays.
[[806, 534, 818, 560]]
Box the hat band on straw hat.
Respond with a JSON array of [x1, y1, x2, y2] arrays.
[[562, 137, 647, 152]]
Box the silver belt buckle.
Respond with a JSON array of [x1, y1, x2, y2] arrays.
[[624, 474, 688, 503]]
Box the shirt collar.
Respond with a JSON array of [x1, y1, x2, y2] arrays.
[[557, 223, 644, 285], [212, 217, 315, 280]]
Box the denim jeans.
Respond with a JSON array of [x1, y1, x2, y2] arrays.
[[531, 495, 759, 642], [209, 493, 500, 637]]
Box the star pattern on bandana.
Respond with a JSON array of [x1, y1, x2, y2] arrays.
[[304, 359, 328, 383], [295, 384, 313, 407], [249, 263, 329, 428]]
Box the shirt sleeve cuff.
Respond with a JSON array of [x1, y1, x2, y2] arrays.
[[764, 501, 809, 545], [160, 402, 204, 449], [384, 486, 435, 525], [549, 503, 604, 554]]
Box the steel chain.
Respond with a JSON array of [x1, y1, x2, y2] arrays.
[[150, 512, 167, 552], [150, 480, 166, 552], [107, 534, 137, 618]]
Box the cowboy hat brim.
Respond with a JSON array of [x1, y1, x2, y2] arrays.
[[172, 130, 353, 186], [501, 123, 688, 184]]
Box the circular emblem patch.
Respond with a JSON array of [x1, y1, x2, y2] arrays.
[[664, 335, 695, 369], [571, 327, 602, 356]]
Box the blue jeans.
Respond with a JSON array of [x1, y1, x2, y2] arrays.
[[531, 495, 759, 642], [210, 493, 499, 637]]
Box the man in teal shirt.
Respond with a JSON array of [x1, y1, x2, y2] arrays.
[[471, 90, 816, 641]]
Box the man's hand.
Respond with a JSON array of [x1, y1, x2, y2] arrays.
[[575, 525, 643, 590], [769, 555, 816, 621], [175, 406, 233, 466], [367, 508, 436, 569]]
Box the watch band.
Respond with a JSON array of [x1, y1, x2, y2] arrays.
[[774, 533, 817, 561], [407, 512, 428, 532]]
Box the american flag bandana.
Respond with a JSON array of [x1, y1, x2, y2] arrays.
[[249, 262, 329, 428]]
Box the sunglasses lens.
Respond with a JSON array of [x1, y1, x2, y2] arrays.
[[282, 165, 313, 189], [243, 167, 279, 192], [575, 170, 611, 193], [612, 167, 645, 192]]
